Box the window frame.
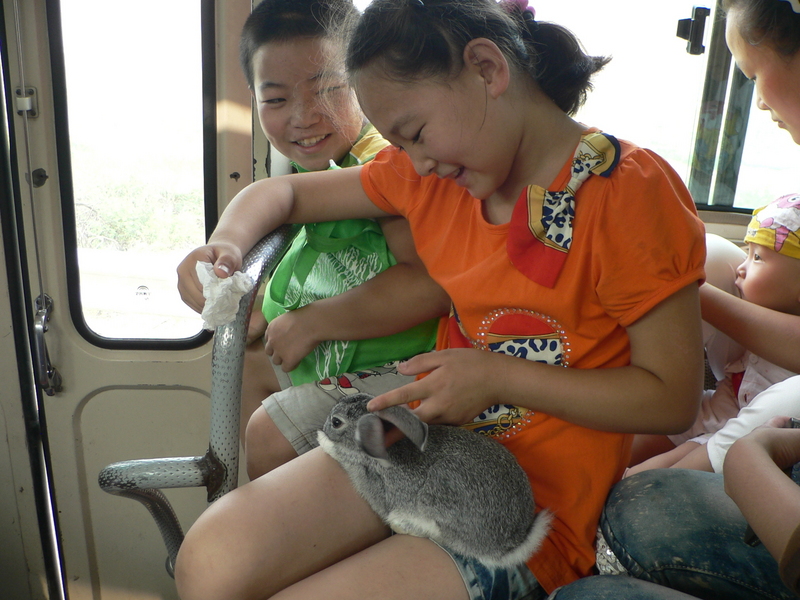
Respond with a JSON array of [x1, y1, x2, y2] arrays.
[[45, 0, 217, 350]]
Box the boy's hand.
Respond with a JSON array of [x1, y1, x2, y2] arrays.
[[367, 349, 504, 426], [176, 242, 243, 313], [263, 307, 323, 372], [246, 308, 268, 346]]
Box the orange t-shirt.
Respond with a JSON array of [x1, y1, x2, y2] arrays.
[[360, 135, 706, 592]]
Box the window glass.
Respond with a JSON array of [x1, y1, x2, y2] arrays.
[[536, 1, 710, 184], [60, 0, 205, 338], [730, 98, 799, 211]]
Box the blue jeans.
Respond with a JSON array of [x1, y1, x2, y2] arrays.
[[599, 469, 797, 600], [548, 575, 700, 599]]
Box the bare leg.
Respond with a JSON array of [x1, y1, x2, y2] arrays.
[[174, 448, 391, 600], [272, 534, 469, 600], [241, 309, 281, 443], [245, 405, 299, 479]]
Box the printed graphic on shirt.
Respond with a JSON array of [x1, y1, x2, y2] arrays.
[[316, 362, 402, 397], [286, 247, 383, 379], [448, 307, 571, 439], [508, 131, 620, 288]]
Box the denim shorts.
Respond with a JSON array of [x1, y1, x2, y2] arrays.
[[432, 540, 547, 600]]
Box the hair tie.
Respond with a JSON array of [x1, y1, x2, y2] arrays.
[[499, 0, 538, 35], [410, 0, 426, 10], [500, 0, 536, 19], [781, 0, 800, 13]]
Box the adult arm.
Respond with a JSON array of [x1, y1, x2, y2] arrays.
[[701, 284, 800, 372], [724, 417, 800, 593]]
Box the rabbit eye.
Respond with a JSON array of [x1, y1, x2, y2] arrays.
[[331, 417, 344, 429]]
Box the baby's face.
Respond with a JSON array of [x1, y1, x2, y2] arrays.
[[251, 37, 363, 172], [735, 242, 800, 315]]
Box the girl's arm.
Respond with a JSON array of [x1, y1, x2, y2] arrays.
[[177, 167, 385, 313], [724, 418, 800, 570], [702, 284, 800, 373], [265, 217, 450, 371], [369, 283, 704, 435]]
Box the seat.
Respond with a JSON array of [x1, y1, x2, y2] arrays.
[[98, 225, 297, 576]]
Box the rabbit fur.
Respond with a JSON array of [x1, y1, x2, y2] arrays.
[[317, 394, 551, 568]]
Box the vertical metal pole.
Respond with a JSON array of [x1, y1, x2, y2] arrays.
[[687, 0, 731, 205]]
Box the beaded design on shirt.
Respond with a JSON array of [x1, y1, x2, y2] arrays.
[[452, 307, 571, 440]]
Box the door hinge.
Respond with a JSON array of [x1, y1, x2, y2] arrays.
[[34, 294, 63, 396], [15, 86, 38, 118]]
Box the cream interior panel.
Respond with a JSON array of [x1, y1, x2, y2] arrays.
[[48, 385, 211, 600]]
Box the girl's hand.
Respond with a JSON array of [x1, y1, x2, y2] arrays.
[[734, 416, 800, 472], [263, 308, 323, 372], [367, 349, 506, 426], [176, 242, 243, 313]]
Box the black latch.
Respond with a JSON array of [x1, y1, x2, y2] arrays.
[[677, 6, 712, 55]]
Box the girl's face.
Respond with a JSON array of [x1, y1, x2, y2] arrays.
[[354, 64, 518, 202], [251, 37, 363, 172], [736, 242, 800, 315], [725, 11, 800, 144]]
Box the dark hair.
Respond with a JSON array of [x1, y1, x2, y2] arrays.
[[345, 0, 609, 116], [723, 0, 800, 56], [240, 0, 358, 89]]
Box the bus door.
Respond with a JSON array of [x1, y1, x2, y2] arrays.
[[1, 0, 256, 597]]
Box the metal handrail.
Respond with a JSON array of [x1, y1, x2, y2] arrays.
[[98, 225, 297, 576]]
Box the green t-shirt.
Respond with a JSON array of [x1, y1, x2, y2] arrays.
[[262, 124, 438, 385]]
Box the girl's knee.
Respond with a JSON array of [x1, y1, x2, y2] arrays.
[[174, 520, 241, 600], [245, 405, 297, 479]]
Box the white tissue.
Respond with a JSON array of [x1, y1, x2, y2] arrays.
[[195, 261, 254, 330]]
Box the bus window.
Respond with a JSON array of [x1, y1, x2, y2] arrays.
[[535, 1, 796, 213], [732, 100, 799, 210], [54, 0, 209, 342], [536, 0, 710, 193]]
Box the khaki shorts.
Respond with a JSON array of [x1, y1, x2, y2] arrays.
[[262, 362, 415, 455]]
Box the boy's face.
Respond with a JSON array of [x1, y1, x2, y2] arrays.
[[251, 37, 363, 172], [736, 242, 800, 315]]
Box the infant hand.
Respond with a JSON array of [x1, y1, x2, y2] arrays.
[[263, 308, 323, 372]]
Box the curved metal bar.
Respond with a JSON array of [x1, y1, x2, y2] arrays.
[[207, 225, 298, 500], [97, 225, 298, 573], [98, 457, 209, 492], [100, 487, 185, 575]]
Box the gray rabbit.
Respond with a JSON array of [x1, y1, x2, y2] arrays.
[[317, 394, 552, 568]]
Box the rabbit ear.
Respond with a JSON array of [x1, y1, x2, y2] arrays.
[[375, 406, 428, 451], [356, 413, 390, 462]]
